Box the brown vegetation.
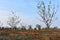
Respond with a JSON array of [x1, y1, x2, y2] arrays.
[[0, 30, 60, 40]]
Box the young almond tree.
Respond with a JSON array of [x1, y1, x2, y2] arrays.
[[0, 21, 3, 27], [36, 24, 41, 30], [7, 12, 21, 29], [28, 25, 33, 30], [37, 1, 57, 29], [0, 21, 3, 29]]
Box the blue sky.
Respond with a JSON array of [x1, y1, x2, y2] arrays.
[[0, 0, 60, 28]]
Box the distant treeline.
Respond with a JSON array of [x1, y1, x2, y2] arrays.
[[0, 24, 58, 30]]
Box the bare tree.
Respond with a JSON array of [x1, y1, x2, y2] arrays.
[[7, 11, 21, 29], [37, 1, 57, 29]]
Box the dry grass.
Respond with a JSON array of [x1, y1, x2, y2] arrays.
[[0, 30, 60, 40]]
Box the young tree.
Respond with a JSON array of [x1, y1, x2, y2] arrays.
[[28, 25, 33, 30], [21, 26, 26, 30], [7, 11, 21, 30], [36, 24, 41, 30], [0, 21, 3, 30], [37, 1, 57, 29], [0, 21, 3, 27], [34, 27, 37, 30], [53, 26, 58, 30]]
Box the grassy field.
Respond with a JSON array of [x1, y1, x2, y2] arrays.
[[0, 30, 60, 40]]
